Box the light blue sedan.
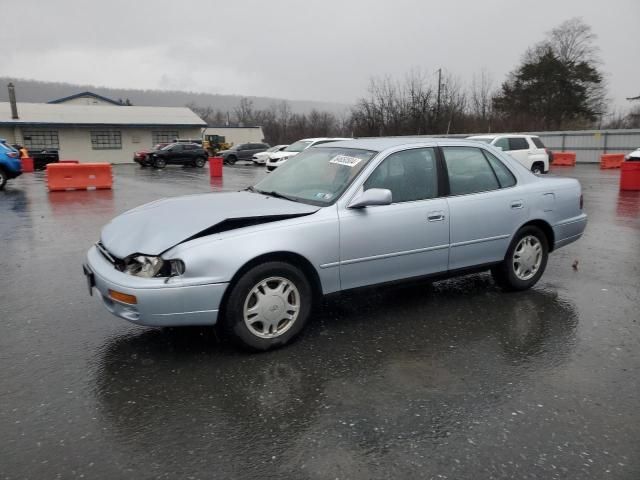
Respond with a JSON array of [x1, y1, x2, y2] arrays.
[[84, 138, 587, 350]]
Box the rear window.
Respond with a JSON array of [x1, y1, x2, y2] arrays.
[[531, 137, 545, 148]]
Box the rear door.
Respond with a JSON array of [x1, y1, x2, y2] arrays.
[[442, 145, 526, 270], [338, 147, 450, 289]]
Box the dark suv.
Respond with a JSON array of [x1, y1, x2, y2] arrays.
[[147, 143, 208, 169], [218, 143, 270, 164]]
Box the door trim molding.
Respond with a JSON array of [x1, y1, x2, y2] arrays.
[[321, 243, 449, 269]]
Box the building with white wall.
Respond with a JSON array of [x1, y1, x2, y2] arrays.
[[0, 100, 206, 164], [203, 126, 266, 146]]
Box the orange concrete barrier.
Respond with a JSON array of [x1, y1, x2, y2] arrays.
[[21, 157, 34, 173], [620, 161, 640, 191], [600, 153, 625, 169], [47, 163, 113, 191], [552, 152, 576, 166]]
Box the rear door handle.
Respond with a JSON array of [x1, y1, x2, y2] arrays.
[[511, 201, 524, 209], [428, 212, 445, 222]]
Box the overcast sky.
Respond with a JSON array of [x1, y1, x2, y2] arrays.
[[2, 0, 639, 112]]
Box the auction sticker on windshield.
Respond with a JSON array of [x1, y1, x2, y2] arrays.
[[329, 155, 363, 167]]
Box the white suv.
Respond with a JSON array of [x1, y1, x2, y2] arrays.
[[266, 137, 351, 172], [467, 134, 551, 174]]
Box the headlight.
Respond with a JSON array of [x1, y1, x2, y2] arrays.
[[123, 255, 185, 278]]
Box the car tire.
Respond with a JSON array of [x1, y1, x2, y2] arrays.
[[0, 168, 7, 190], [194, 157, 206, 168], [221, 261, 313, 351], [531, 162, 545, 174], [226, 155, 237, 165], [153, 158, 166, 169], [492, 225, 549, 291]]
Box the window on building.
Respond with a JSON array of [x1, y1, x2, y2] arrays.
[[22, 130, 59, 150], [152, 130, 179, 145], [90, 130, 122, 150]]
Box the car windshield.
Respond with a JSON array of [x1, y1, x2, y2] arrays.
[[253, 147, 378, 206], [266, 146, 281, 152], [161, 144, 175, 150], [283, 140, 312, 152]]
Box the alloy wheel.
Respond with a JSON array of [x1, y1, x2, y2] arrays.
[[512, 235, 543, 281], [243, 276, 300, 339]]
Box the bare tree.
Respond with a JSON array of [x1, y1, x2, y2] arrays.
[[469, 69, 494, 130]]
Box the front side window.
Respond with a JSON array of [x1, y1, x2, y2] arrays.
[[90, 130, 121, 150], [254, 147, 377, 206], [508, 137, 529, 150], [364, 148, 438, 203], [493, 137, 509, 150], [443, 147, 500, 195], [23, 129, 60, 150]]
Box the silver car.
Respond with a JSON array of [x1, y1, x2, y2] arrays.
[[84, 138, 587, 350]]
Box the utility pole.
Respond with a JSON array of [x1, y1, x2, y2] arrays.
[[436, 68, 442, 127]]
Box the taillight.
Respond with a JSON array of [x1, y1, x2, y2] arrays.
[[7, 151, 18, 158], [580, 194, 583, 210]]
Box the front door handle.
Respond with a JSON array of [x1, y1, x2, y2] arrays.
[[511, 201, 524, 209], [427, 213, 445, 222]]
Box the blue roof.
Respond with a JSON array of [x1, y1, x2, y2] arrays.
[[48, 91, 123, 106]]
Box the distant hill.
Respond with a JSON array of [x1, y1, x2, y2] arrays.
[[0, 77, 350, 116]]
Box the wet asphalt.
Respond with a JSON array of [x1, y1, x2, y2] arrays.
[[0, 163, 639, 479]]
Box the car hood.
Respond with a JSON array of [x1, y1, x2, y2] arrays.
[[269, 151, 300, 160], [100, 191, 319, 258]]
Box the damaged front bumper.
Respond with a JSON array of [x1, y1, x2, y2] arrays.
[[84, 245, 228, 327]]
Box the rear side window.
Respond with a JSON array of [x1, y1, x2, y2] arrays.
[[508, 137, 529, 150], [531, 137, 545, 148], [442, 147, 500, 195], [482, 150, 516, 188]]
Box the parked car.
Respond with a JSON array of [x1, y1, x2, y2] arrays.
[[218, 143, 270, 164], [0, 139, 22, 190], [12, 145, 59, 170], [467, 134, 552, 174], [266, 137, 350, 172], [133, 143, 169, 166], [625, 148, 640, 161], [252, 145, 288, 165], [147, 143, 208, 169], [84, 137, 587, 351]]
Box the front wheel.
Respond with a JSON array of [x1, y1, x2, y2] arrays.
[[0, 169, 7, 190], [492, 226, 548, 291], [153, 157, 166, 169], [226, 155, 237, 165], [194, 157, 206, 168], [221, 261, 313, 351]]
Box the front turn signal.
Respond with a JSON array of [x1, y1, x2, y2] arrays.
[[108, 289, 138, 305]]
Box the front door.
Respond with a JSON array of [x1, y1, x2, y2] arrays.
[[338, 147, 450, 290]]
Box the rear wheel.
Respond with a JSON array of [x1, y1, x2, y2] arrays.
[[531, 162, 544, 174], [0, 168, 7, 190], [492, 225, 548, 291], [153, 157, 166, 169], [194, 157, 206, 168], [221, 261, 313, 351]]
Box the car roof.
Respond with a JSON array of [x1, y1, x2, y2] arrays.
[[313, 136, 483, 151], [468, 134, 538, 139]]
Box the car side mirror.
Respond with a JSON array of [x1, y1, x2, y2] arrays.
[[349, 188, 392, 208]]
